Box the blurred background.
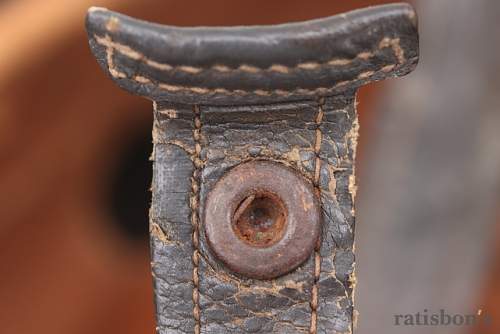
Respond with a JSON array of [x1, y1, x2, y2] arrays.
[[0, 0, 499, 333]]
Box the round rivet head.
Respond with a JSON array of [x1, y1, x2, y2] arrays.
[[204, 160, 321, 279]]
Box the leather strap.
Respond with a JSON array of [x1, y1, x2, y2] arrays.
[[86, 4, 418, 105], [86, 3, 419, 333]]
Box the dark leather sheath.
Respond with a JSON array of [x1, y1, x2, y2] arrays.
[[86, 4, 419, 333]]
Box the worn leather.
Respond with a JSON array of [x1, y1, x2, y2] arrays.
[[86, 3, 418, 105], [86, 3, 419, 333], [196, 95, 358, 333]]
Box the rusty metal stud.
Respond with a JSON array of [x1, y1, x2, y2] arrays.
[[204, 160, 321, 279]]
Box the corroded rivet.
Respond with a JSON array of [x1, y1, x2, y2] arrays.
[[204, 160, 321, 279]]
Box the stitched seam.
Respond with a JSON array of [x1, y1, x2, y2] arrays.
[[310, 98, 325, 334], [103, 37, 126, 79], [98, 34, 412, 97], [116, 63, 403, 97], [190, 105, 203, 334], [96, 34, 403, 74]]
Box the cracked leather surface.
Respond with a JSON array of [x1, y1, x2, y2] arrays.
[[150, 104, 197, 333], [150, 95, 359, 333], [197, 101, 318, 333], [86, 3, 419, 333], [316, 95, 358, 333], [197, 95, 357, 333], [85, 3, 418, 105]]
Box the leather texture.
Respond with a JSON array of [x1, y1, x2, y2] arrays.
[[86, 3, 419, 333], [86, 3, 418, 105]]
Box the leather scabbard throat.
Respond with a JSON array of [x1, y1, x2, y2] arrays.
[[86, 3, 419, 333]]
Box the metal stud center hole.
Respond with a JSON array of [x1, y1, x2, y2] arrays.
[[232, 192, 287, 248]]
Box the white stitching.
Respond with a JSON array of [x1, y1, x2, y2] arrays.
[[310, 98, 325, 334], [95, 34, 405, 75], [190, 105, 203, 334], [99, 33, 414, 97]]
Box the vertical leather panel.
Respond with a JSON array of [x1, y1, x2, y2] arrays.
[[197, 102, 320, 333], [149, 96, 358, 333], [316, 94, 357, 333], [150, 103, 196, 333]]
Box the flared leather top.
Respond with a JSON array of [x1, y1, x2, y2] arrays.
[[86, 3, 419, 104]]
